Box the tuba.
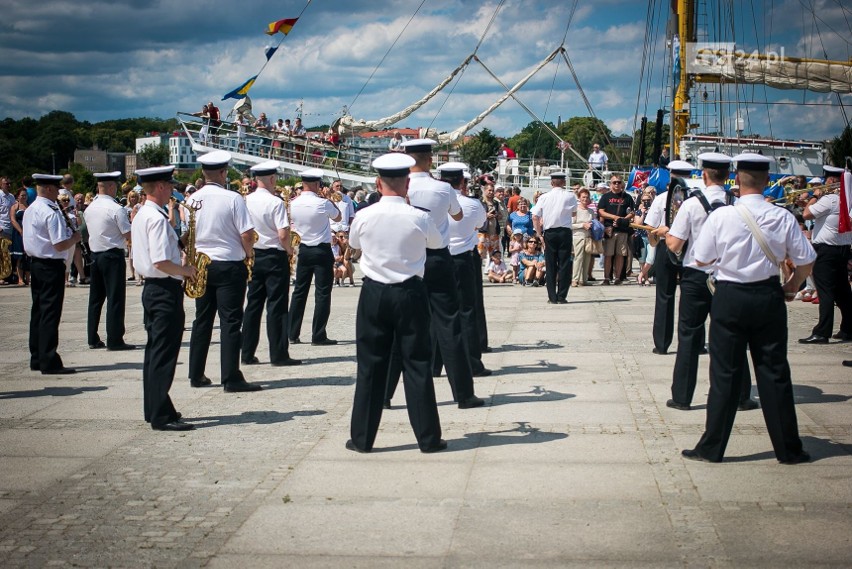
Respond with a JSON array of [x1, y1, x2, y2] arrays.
[[0, 237, 12, 280], [182, 201, 211, 299], [282, 187, 301, 272]]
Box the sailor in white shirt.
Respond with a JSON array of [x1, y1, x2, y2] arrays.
[[393, 138, 483, 407], [531, 172, 578, 303], [664, 153, 755, 411], [329, 179, 355, 234], [84, 171, 135, 351], [24, 173, 81, 375], [347, 152, 446, 454], [132, 165, 197, 431], [287, 168, 341, 345], [241, 161, 301, 367], [647, 160, 693, 354], [799, 164, 852, 343], [682, 153, 816, 464], [186, 150, 260, 393], [587, 143, 608, 183]]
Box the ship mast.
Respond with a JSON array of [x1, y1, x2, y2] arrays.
[[671, 0, 693, 158]]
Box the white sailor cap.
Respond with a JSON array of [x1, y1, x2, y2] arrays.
[[463, 171, 471, 180], [94, 171, 122, 183], [667, 160, 695, 175], [135, 165, 177, 184], [32, 173, 64, 186], [698, 152, 732, 170], [250, 161, 280, 177], [808, 177, 823, 185], [300, 168, 324, 182], [733, 153, 772, 172], [550, 171, 567, 179], [372, 153, 416, 178], [401, 138, 437, 153], [436, 161, 468, 181], [197, 150, 232, 171], [823, 165, 845, 176]]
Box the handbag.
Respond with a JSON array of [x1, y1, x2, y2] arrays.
[[584, 237, 603, 255]]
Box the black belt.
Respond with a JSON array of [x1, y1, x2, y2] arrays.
[[31, 257, 65, 266], [92, 247, 123, 254], [426, 247, 450, 256], [363, 276, 422, 288], [813, 243, 849, 248], [143, 277, 183, 289], [716, 276, 780, 287], [300, 243, 331, 250], [254, 248, 286, 256]]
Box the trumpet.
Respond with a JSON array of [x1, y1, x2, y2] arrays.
[[772, 182, 841, 205]]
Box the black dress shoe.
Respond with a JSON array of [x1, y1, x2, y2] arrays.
[[666, 399, 691, 411], [190, 376, 213, 388], [42, 367, 77, 375], [271, 357, 302, 366], [107, 343, 136, 351], [546, 300, 555, 304], [311, 338, 338, 346], [89, 341, 106, 349], [472, 368, 492, 377], [223, 381, 262, 393], [289, 337, 301, 344], [421, 439, 448, 453], [345, 439, 370, 453], [681, 448, 719, 463], [153, 420, 194, 432], [798, 334, 829, 344], [383, 400, 392, 410], [458, 395, 485, 409], [842, 360, 852, 367], [738, 399, 760, 411], [779, 451, 810, 465], [29, 363, 40, 371], [557, 299, 568, 304], [652, 347, 668, 355], [242, 356, 260, 365], [482, 346, 492, 353], [832, 331, 851, 341]]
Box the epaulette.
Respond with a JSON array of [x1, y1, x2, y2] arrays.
[[412, 205, 431, 213]]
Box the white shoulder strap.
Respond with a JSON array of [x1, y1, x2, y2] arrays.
[[735, 203, 780, 267]]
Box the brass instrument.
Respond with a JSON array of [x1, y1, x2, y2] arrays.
[[282, 187, 301, 271], [245, 232, 258, 282], [0, 237, 12, 280], [330, 191, 343, 203], [772, 182, 841, 205], [182, 201, 211, 299]]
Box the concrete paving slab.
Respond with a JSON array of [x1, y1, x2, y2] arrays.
[[207, 554, 445, 568], [0, 428, 137, 457], [0, 457, 89, 491]]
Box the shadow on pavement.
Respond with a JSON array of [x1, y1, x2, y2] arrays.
[[261, 375, 355, 389], [372, 422, 568, 453], [492, 341, 564, 353], [0, 386, 109, 399], [190, 409, 326, 429], [722, 436, 851, 464], [565, 298, 631, 304], [793, 384, 852, 404], [489, 386, 575, 406], [495, 362, 576, 376], [73, 362, 144, 372], [300, 355, 357, 366]]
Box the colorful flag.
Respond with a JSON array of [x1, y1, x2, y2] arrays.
[[839, 169, 852, 233], [264, 45, 279, 61], [222, 75, 258, 101], [266, 18, 298, 36]]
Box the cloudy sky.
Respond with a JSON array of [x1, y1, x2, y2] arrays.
[[1, 0, 850, 141]]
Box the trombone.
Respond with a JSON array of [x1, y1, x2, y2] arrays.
[[771, 182, 841, 205]]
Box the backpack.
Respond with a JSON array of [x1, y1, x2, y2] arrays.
[[669, 190, 733, 265]]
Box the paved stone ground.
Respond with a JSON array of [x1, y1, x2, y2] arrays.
[[0, 266, 850, 568]]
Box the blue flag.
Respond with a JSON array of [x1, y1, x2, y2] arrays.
[[265, 45, 278, 61], [222, 75, 258, 101]]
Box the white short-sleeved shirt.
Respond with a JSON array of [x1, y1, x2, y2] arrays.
[[289, 191, 340, 246], [407, 172, 462, 249], [667, 185, 730, 270], [692, 194, 816, 283], [245, 187, 288, 250], [449, 192, 487, 255], [349, 195, 442, 284], [131, 202, 183, 280], [808, 194, 852, 246], [23, 197, 72, 259], [0, 191, 15, 233], [530, 187, 578, 230], [330, 193, 356, 233], [644, 192, 667, 228], [588, 150, 608, 168], [84, 194, 132, 252], [186, 183, 254, 261]]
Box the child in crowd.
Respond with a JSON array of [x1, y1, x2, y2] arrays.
[[519, 236, 546, 286], [486, 250, 513, 283], [508, 230, 524, 283]]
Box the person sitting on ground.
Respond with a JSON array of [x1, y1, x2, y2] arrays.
[[519, 235, 546, 286], [486, 250, 513, 283]]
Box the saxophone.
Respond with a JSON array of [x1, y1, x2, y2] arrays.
[[0, 237, 11, 280], [283, 187, 301, 272], [182, 201, 211, 299]]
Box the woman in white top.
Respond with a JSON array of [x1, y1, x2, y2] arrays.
[[571, 188, 594, 286]]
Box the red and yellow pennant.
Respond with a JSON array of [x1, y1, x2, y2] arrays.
[[265, 18, 298, 36]]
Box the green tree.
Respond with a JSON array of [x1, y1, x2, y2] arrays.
[[628, 121, 670, 166], [65, 163, 96, 195], [506, 121, 561, 161], [459, 128, 500, 174], [828, 124, 852, 168], [137, 143, 170, 167], [555, 117, 615, 168]]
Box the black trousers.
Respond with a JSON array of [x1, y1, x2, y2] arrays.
[[472, 251, 489, 351], [452, 249, 485, 373], [543, 226, 573, 302], [142, 278, 184, 427], [652, 242, 679, 352], [811, 244, 852, 338], [242, 248, 291, 363], [189, 260, 247, 385], [671, 268, 750, 405], [386, 249, 475, 402], [351, 277, 442, 452], [288, 243, 333, 342], [29, 258, 66, 372], [87, 248, 127, 347], [693, 278, 804, 462]]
